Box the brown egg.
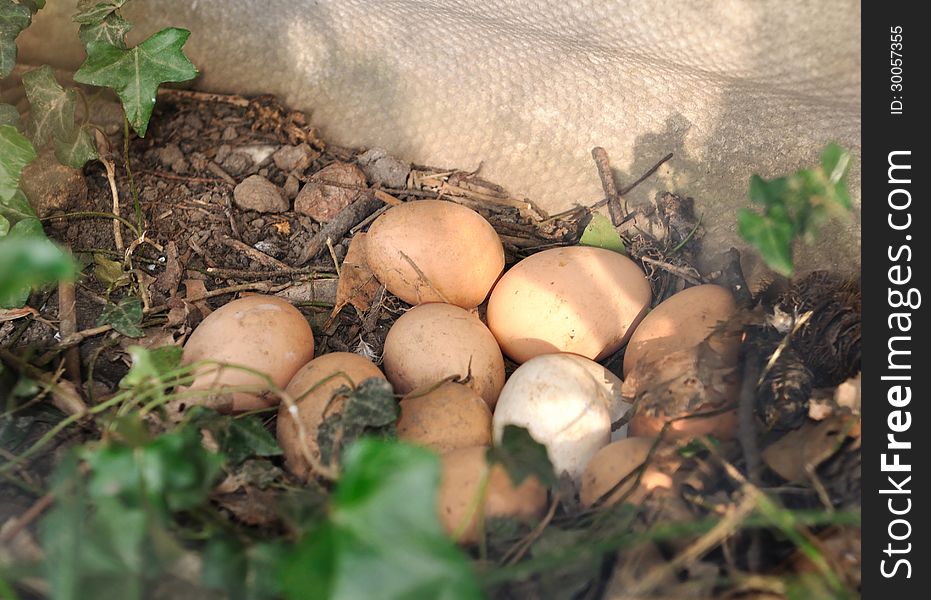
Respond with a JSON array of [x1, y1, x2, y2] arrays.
[[397, 382, 492, 453], [624, 344, 740, 441], [437, 446, 547, 544], [276, 352, 387, 479], [383, 303, 505, 408], [180, 295, 314, 412], [487, 246, 652, 363], [579, 437, 677, 507], [365, 200, 504, 308], [623, 284, 737, 377]]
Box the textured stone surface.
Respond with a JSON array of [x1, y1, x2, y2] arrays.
[[357, 147, 410, 189], [19, 150, 88, 218], [232, 175, 288, 213], [294, 162, 366, 222], [22, 1, 860, 274]]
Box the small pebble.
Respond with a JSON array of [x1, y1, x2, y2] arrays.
[[232, 175, 289, 213]]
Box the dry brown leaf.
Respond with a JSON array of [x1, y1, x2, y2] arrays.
[[214, 488, 279, 527], [273, 219, 292, 236], [762, 414, 860, 482], [154, 241, 183, 296], [0, 307, 39, 322], [182, 279, 212, 317], [329, 233, 380, 318]]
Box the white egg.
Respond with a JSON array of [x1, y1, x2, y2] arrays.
[[492, 353, 629, 480]]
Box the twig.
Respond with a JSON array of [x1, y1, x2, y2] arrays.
[[591, 147, 623, 226], [219, 235, 290, 270], [618, 153, 674, 197], [138, 169, 232, 186], [626, 484, 760, 597], [297, 196, 383, 264], [326, 237, 342, 278], [399, 251, 451, 304], [157, 88, 252, 107], [207, 161, 237, 185], [0, 492, 54, 544], [100, 155, 124, 251], [637, 255, 704, 285], [58, 258, 81, 383], [205, 266, 330, 278], [0, 349, 88, 417]]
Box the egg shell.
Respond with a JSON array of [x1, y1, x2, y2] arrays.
[[397, 382, 492, 453], [487, 246, 651, 363], [276, 352, 387, 479], [365, 200, 505, 308], [623, 284, 737, 377], [625, 344, 740, 441], [383, 303, 505, 408], [579, 437, 676, 507], [180, 295, 314, 412], [492, 353, 625, 480], [438, 445, 547, 544]]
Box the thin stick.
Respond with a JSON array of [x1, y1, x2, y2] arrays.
[[100, 156, 124, 251], [297, 196, 383, 264], [157, 88, 252, 107], [57, 273, 80, 383], [326, 237, 342, 278], [0, 493, 54, 543], [637, 255, 704, 285], [219, 235, 290, 271], [591, 147, 623, 226]]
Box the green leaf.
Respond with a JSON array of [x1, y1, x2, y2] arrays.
[[93, 253, 130, 288], [78, 11, 131, 49], [487, 424, 556, 487], [0, 214, 8, 236], [0, 124, 37, 203], [578, 212, 625, 254], [84, 425, 223, 514], [191, 407, 283, 466], [0, 103, 21, 130], [737, 208, 795, 277], [73, 0, 127, 24], [96, 296, 144, 337], [748, 174, 788, 206], [74, 28, 198, 137], [202, 536, 248, 598], [55, 124, 99, 168], [22, 65, 78, 148], [120, 345, 183, 390], [0, 0, 31, 78], [0, 188, 37, 224], [316, 377, 398, 465], [281, 439, 482, 600], [0, 226, 75, 308]]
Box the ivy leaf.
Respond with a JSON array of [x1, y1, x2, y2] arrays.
[[316, 378, 398, 465], [120, 345, 183, 391], [0, 124, 37, 202], [578, 212, 625, 254], [22, 66, 78, 148], [72, 0, 127, 24], [737, 208, 795, 277], [93, 253, 130, 288], [0, 223, 75, 308], [74, 28, 198, 137], [0, 189, 36, 224], [282, 439, 482, 600], [0, 103, 21, 130], [78, 11, 131, 49], [487, 424, 556, 487], [97, 296, 145, 337], [55, 124, 99, 168], [190, 407, 283, 466], [0, 0, 32, 78]]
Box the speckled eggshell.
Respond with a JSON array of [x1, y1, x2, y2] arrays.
[[487, 246, 651, 363], [437, 445, 547, 544], [181, 295, 314, 412], [365, 200, 505, 308], [623, 284, 737, 377], [383, 303, 505, 409], [276, 352, 387, 479], [397, 382, 492, 453], [492, 353, 623, 480]]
